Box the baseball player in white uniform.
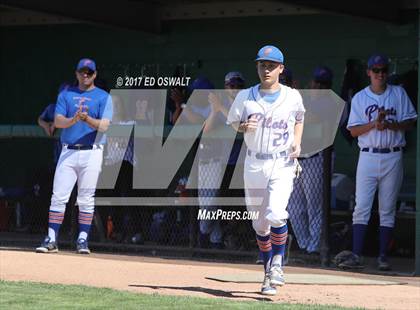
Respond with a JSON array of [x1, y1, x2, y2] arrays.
[[338, 54, 417, 271], [36, 58, 113, 254], [227, 45, 305, 295]]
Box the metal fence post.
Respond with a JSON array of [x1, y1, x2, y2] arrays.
[[320, 146, 333, 267], [415, 8, 420, 276]]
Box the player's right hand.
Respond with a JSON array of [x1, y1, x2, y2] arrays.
[[373, 107, 387, 131], [72, 105, 83, 123], [374, 119, 386, 131], [289, 143, 302, 158], [377, 107, 386, 122], [79, 105, 89, 121], [244, 114, 258, 132]]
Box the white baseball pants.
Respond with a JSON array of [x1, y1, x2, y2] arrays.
[[50, 146, 103, 214], [244, 155, 296, 236], [353, 151, 403, 228]]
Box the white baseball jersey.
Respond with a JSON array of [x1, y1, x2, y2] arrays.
[[347, 85, 417, 148], [227, 84, 305, 153]]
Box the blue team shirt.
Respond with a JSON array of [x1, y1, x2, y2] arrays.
[[40, 103, 56, 122], [258, 88, 281, 104], [55, 86, 113, 145]]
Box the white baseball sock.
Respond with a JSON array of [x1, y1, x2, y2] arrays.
[[48, 228, 56, 242], [78, 231, 88, 241]]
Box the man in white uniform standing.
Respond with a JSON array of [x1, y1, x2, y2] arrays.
[[227, 45, 305, 295], [339, 54, 417, 270]]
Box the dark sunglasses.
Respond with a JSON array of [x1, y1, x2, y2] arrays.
[[371, 67, 388, 74], [78, 70, 95, 76]]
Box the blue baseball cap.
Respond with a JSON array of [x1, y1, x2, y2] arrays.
[[224, 71, 245, 85], [367, 54, 389, 69], [76, 58, 96, 71], [188, 77, 214, 92], [255, 45, 284, 63], [313, 66, 333, 82]]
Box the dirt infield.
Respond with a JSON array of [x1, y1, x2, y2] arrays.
[[1, 249, 419, 309]]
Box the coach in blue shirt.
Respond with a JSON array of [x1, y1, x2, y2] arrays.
[[36, 58, 113, 255]]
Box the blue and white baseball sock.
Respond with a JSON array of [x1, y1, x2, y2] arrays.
[[379, 226, 393, 259], [48, 211, 64, 242], [256, 234, 272, 273], [270, 225, 288, 266], [352, 224, 367, 256], [78, 212, 94, 241]]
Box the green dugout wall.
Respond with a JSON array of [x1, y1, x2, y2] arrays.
[[0, 10, 419, 271]]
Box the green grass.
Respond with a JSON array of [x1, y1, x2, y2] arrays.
[[0, 280, 363, 310]]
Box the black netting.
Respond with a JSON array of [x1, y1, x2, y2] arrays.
[[0, 135, 334, 263], [288, 153, 325, 254]]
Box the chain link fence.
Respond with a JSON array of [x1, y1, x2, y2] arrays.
[[0, 131, 344, 263]]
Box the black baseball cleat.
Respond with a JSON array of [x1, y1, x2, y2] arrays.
[[36, 236, 58, 253], [338, 253, 365, 270], [76, 238, 91, 254], [377, 256, 392, 271]]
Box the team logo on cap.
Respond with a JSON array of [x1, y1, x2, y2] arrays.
[[84, 60, 92, 65], [375, 56, 381, 62], [264, 48, 273, 55]]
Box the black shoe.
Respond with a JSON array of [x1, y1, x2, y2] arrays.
[[198, 233, 210, 249], [338, 253, 365, 270], [76, 239, 91, 254], [333, 250, 354, 265], [306, 250, 320, 256], [210, 242, 223, 249], [35, 236, 58, 253], [377, 256, 391, 271]]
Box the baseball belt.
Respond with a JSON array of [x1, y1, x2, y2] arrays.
[[247, 150, 287, 160], [64, 144, 103, 150], [361, 147, 402, 153]]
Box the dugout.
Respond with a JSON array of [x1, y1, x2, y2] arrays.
[[0, 1, 419, 274]]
